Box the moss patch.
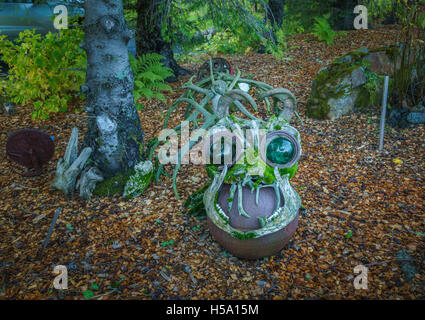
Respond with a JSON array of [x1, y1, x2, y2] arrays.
[[93, 169, 135, 197]]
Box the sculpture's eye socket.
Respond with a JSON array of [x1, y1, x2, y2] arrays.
[[266, 137, 295, 165], [262, 131, 300, 168]]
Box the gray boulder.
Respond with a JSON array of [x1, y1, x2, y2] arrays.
[[306, 44, 423, 120], [407, 112, 425, 124]]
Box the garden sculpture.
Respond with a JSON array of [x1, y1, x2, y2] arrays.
[[152, 59, 302, 259]]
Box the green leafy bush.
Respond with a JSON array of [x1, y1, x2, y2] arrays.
[[129, 53, 173, 110], [264, 27, 291, 62], [312, 14, 336, 45], [0, 29, 86, 119]]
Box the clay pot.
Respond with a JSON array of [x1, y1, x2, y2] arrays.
[[207, 184, 298, 259]]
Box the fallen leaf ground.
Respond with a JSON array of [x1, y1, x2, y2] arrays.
[[1, 26, 424, 300]]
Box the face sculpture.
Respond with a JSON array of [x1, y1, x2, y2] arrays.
[[154, 59, 302, 259], [202, 115, 302, 259]]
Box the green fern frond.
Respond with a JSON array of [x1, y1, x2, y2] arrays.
[[130, 53, 173, 106]]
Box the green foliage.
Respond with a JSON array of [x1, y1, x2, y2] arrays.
[[198, 27, 263, 55], [285, 0, 331, 32], [392, 1, 425, 107], [165, 0, 275, 57], [364, 0, 395, 21], [363, 69, 381, 106], [183, 182, 211, 218], [281, 15, 305, 36], [265, 27, 291, 62], [129, 53, 173, 110], [0, 29, 85, 119], [93, 169, 135, 197], [312, 14, 336, 45], [231, 230, 256, 240], [83, 289, 94, 300]]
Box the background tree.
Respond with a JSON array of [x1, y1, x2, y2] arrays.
[[266, 0, 285, 29], [136, 0, 191, 82], [82, 0, 144, 178], [329, 0, 359, 30]]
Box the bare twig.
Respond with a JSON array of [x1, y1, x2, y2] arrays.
[[39, 207, 62, 258]]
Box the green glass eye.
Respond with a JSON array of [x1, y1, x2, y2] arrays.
[[266, 137, 295, 165]]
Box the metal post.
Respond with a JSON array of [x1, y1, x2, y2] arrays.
[[379, 76, 389, 151]]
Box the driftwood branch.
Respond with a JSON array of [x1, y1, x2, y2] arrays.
[[52, 127, 98, 198]]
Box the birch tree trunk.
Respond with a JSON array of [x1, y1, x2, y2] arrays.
[[82, 0, 144, 178]]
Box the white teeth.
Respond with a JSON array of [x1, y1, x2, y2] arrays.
[[215, 203, 230, 223]]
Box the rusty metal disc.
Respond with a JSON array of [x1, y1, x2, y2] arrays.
[[6, 129, 54, 174], [197, 58, 234, 80]]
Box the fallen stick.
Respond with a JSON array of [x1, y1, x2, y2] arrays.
[[378, 76, 389, 151], [40, 207, 62, 258]]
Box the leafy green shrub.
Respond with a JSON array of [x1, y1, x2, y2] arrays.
[[199, 30, 243, 55], [281, 16, 305, 36], [0, 29, 86, 119], [264, 27, 291, 62], [129, 53, 173, 110], [197, 25, 264, 55], [312, 14, 336, 45]]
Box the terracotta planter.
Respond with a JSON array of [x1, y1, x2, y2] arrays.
[[207, 184, 298, 259]]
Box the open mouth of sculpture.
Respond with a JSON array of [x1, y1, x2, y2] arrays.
[[214, 181, 286, 231]]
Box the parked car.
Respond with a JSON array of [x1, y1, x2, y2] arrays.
[[0, 0, 136, 73], [0, 0, 84, 41], [0, 0, 84, 73]]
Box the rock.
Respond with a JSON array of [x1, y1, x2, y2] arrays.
[[306, 57, 368, 120], [388, 107, 410, 128], [327, 89, 360, 120], [123, 160, 153, 199], [336, 55, 352, 64], [364, 51, 394, 76], [407, 112, 425, 124], [63, 127, 78, 165], [351, 67, 367, 88], [307, 44, 424, 120], [6, 129, 55, 176]]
